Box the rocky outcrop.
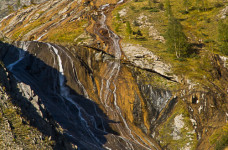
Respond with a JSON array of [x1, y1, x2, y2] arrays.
[[217, 6, 228, 19], [0, 0, 228, 149], [0, 60, 74, 149], [121, 43, 174, 80], [0, 0, 47, 19]]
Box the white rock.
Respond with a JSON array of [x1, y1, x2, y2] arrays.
[[118, 8, 127, 17], [149, 26, 165, 43], [217, 6, 228, 19], [121, 43, 172, 78], [172, 114, 184, 140]]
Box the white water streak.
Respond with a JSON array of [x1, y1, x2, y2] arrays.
[[117, 0, 124, 4], [98, 3, 154, 149], [7, 42, 30, 71], [54, 45, 90, 99], [36, 32, 47, 41], [47, 44, 105, 146], [55, 46, 109, 135], [0, 13, 12, 24]]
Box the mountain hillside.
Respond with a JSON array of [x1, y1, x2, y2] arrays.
[[0, 0, 47, 19], [0, 0, 228, 150]]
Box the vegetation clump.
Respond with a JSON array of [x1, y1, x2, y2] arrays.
[[210, 123, 228, 150], [218, 20, 228, 55]]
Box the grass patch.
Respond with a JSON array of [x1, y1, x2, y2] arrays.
[[158, 100, 198, 150], [12, 17, 45, 40], [209, 123, 228, 150], [47, 20, 87, 44], [112, 0, 228, 85], [0, 92, 54, 148]]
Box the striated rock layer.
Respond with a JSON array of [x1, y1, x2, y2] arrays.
[[0, 0, 228, 150]]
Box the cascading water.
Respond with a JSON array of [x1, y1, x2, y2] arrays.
[[0, 1, 163, 149], [95, 3, 156, 150], [7, 42, 30, 71], [47, 43, 108, 147]]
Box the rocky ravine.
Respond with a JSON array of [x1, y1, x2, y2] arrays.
[[0, 0, 228, 150]]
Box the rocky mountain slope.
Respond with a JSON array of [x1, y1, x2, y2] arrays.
[[0, 0, 228, 150], [0, 0, 47, 19], [0, 55, 75, 149]]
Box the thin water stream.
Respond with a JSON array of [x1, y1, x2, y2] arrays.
[[0, 1, 163, 149]]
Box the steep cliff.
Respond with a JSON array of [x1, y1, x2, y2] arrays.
[[0, 0, 228, 150], [0, 58, 75, 149]]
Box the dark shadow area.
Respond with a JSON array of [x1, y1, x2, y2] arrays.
[[192, 95, 198, 104], [185, 43, 202, 58], [0, 41, 119, 150], [152, 97, 178, 129]]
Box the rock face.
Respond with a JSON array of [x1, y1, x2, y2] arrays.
[[0, 0, 47, 19], [1, 41, 163, 149], [0, 58, 74, 149], [0, 0, 228, 150], [121, 43, 173, 79]]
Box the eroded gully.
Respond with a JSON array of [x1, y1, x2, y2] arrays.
[[93, 2, 160, 150]]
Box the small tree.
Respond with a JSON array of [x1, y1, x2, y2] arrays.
[[183, 0, 190, 11], [195, 0, 208, 11], [116, 13, 120, 21], [201, 0, 209, 11], [158, 2, 164, 10], [165, 17, 189, 58], [165, 0, 173, 18], [126, 21, 132, 39], [218, 21, 228, 55], [148, 0, 153, 8]]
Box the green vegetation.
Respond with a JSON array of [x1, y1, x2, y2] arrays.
[[12, 17, 45, 40], [210, 123, 228, 150], [132, 67, 178, 90], [165, 1, 189, 58], [165, 17, 189, 58], [165, 0, 172, 17], [218, 20, 228, 55], [47, 20, 87, 44], [158, 100, 198, 150], [112, 0, 228, 81], [7, 5, 14, 13], [183, 0, 190, 11], [126, 21, 133, 39], [17, 0, 21, 8]]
